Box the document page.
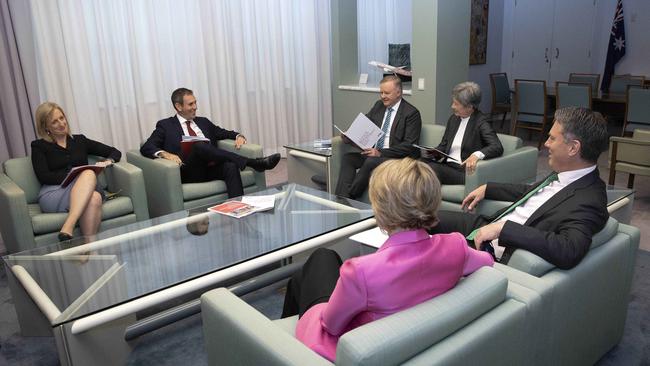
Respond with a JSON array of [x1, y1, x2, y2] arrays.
[[349, 227, 388, 249], [241, 195, 276, 212], [334, 113, 384, 150]]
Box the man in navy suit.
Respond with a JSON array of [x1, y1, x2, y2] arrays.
[[141, 88, 280, 198], [430, 107, 609, 269], [335, 75, 422, 199]]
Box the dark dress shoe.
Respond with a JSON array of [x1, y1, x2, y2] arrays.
[[248, 153, 281, 172], [58, 232, 74, 242]]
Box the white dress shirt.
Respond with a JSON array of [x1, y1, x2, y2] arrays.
[[491, 165, 598, 258], [379, 99, 401, 149], [448, 116, 485, 164], [154, 115, 207, 157]]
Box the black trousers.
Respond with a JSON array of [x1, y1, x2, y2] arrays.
[[335, 153, 390, 198], [282, 248, 343, 318], [180, 142, 248, 198], [428, 210, 490, 237], [426, 160, 466, 185], [429, 210, 500, 259]]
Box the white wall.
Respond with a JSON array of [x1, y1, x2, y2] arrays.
[[592, 0, 650, 77], [468, 0, 505, 113]]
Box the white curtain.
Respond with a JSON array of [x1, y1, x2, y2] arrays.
[[27, 0, 332, 155], [357, 0, 412, 84]]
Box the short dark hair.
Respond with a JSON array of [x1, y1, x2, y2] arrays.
[[554, 107, 608, 163], [171, 88, 193, 111], [380, 74, 402, 92]]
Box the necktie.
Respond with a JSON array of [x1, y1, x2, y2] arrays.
[[466, 172, 559, 241], [185, 121, 197, 136], [375, 107, 392, 148]]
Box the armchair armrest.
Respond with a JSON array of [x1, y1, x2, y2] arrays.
[[330, 136, 360, 194], [217, 140, 266, 189], [126, 150, 183, 218], [201, 288, 332, 366], [0, 173, 35, 253], [104, 162, 150, 221], [465, 146, 538, 195]]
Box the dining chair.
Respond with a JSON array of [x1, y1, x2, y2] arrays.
[[609, 75, 645, 95], [622, 86, 650, 136], [568, 73, 600, 97], [489, 73, 512, 128], [513, 79, 548, 149], [556, 82, 592, 109], [609, 129, 650, 188]]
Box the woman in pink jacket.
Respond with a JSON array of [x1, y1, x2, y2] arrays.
[[281, 158, 494, 362]]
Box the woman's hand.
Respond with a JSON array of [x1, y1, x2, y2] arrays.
[[95, 160, 114, 168], [461, 154, 480, 175]]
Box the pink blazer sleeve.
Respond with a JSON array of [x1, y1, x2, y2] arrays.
[[319, 260, 367, 336], [462, 241, 495, 276]]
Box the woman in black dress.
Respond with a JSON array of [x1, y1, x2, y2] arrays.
[[31, 102, 121, 241]]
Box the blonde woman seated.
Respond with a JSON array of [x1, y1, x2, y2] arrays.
[[31, 102, 121, 241], [281, 158, 494, 361]]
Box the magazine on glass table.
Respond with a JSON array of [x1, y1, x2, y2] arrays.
[[412, 144, 459, 163], [207, 195, 276, 218]]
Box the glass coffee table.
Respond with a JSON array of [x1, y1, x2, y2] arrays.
[[284, 142, 333, 193], [3, 183, 374, 366]]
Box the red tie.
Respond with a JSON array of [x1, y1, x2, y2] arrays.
[[185, 121, 197, 136]]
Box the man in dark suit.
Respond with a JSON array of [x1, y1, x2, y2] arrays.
[[431, 107, 609, 269], [425, 82, 503, 184], [141, 88, 280, 198], [335, 75, 421, 198]]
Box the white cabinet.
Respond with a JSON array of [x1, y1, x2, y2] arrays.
[[506, 0, 596, 84]]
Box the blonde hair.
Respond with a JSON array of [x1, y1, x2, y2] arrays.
[[369, 158, 441, 234], [35, 102, 71, 142]]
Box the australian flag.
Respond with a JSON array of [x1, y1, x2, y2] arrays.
[[601, 0, 626, 92]]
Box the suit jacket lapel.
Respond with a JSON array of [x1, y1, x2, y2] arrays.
[[524, 169, 598, 225]]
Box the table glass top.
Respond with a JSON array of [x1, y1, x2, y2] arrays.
[[3, 184, 373, 326], [284, 142, 332, 157]]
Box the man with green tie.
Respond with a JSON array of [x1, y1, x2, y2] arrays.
[[430, 107, 609, 269]]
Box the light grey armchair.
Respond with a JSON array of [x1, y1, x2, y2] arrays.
[[0, 156, 149, 254], [201, 266, 536, 365], [126, 139, 266, 218], [495, 217, 640, 365]]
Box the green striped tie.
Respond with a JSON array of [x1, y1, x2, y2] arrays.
[[466, 173, 559, 241]]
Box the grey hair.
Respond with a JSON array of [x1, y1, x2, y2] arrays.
[[452, 81, 481, 109]]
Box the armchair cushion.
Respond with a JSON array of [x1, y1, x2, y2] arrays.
[[30, 196, 134, 235]]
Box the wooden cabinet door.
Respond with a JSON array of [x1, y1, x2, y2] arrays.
[[548, 0, 596, 84], [510, 0, 555, 81]]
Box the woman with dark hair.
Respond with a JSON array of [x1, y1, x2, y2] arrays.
[[31, 102, 121, 241], [281, 158, 494, 361]]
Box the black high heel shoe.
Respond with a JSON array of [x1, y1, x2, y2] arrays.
[[58, 232, 73, 242]]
